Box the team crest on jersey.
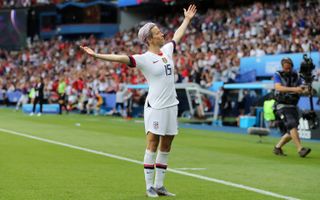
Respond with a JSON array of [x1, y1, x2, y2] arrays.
[[162, 57, 168, 63], [153, 121, 159, 130]]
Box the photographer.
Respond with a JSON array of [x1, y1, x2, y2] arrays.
[[273, 57, 311, 157]]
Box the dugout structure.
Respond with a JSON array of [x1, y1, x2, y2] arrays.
[[126, 83, 221, 122], [175, 83, 220, 122]]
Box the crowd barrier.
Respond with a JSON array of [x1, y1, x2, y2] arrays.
[[22, 104, 60, 114], [0, 90, 22, 102]]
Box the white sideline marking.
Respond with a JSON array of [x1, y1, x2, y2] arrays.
[[175, 168, 207, 171], [0, 128, 299, 200]]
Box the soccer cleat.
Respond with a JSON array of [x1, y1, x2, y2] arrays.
[[29, 112, 34, 116], [146, 187, 159, 198], [37, 113, 42, 117], [155, 186, 176, 197], [299, 147, 311, 158], [273, 147, 287, 156]]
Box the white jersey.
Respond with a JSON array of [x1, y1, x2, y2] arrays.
[[129, 41, 179, 109], [116, 90, 126, 103]]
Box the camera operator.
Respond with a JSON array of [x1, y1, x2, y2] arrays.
[[273, 57, 311, 157]]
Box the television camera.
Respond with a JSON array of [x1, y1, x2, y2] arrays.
[[299, 54, 319, 129]]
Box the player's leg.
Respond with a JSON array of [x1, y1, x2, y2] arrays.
[[144, 132, 159, 197], [154, 106, 177, 196], [154, 135, 175, 196]]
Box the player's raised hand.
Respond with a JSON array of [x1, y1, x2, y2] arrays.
[[80, 46, 96, 57], [184, 4, 197, 20]]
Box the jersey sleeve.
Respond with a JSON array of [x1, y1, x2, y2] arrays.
[[160, 40, 176, 58], [127, 54, 145, 69]]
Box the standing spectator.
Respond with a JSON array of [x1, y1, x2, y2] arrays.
[[31, 77, 44, 116], [126, 89, 133, 119], [58, 77, 68, 114], [113, 83, 128, 117]]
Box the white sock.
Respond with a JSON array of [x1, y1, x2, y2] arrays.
[[154, 151, 169, 188], [144, 149, 155, 190]]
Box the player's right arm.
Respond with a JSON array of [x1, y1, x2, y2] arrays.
[[80, 46, 130, 65]]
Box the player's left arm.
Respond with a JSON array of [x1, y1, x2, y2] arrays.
[[172, 4, 197, 44]]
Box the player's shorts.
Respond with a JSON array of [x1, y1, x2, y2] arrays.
[[144, 105, 178, 136], [275, 107, 299, 135]]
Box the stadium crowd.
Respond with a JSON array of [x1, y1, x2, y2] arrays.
[[0, 1, 320, 116], [0, 0, 64, 8]]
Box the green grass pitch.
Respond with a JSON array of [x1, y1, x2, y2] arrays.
[[0, 109, 319, 200]]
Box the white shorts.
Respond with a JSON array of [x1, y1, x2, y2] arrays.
[[144, 105, 178, 136]]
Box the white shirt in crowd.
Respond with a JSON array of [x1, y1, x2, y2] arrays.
[[116, 90, 126, 103]]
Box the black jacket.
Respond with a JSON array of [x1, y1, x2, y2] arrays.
[[35, 82, 44, 98]]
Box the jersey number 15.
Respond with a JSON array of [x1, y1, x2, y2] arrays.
[[164, 64, 172, 76]]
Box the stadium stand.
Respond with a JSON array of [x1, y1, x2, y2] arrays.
[[0, 0, 320, 121]]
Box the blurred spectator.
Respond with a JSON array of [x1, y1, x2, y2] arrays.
[[30, 77, 44, 116], [58, 77, 68, 114], [15, 83, 29, 111]]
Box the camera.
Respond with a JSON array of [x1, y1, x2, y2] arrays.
[[299, 54, 315, 84], [299, 54, 319, 129]]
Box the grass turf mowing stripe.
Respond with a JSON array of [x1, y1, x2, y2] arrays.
[[0, 127, 299, 200]]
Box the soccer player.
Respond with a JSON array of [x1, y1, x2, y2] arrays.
[[80, 4, 197, 197]]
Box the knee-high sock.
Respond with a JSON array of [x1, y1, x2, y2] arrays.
[[154, 151, 169, 188], [144, 149, 156, 190]]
